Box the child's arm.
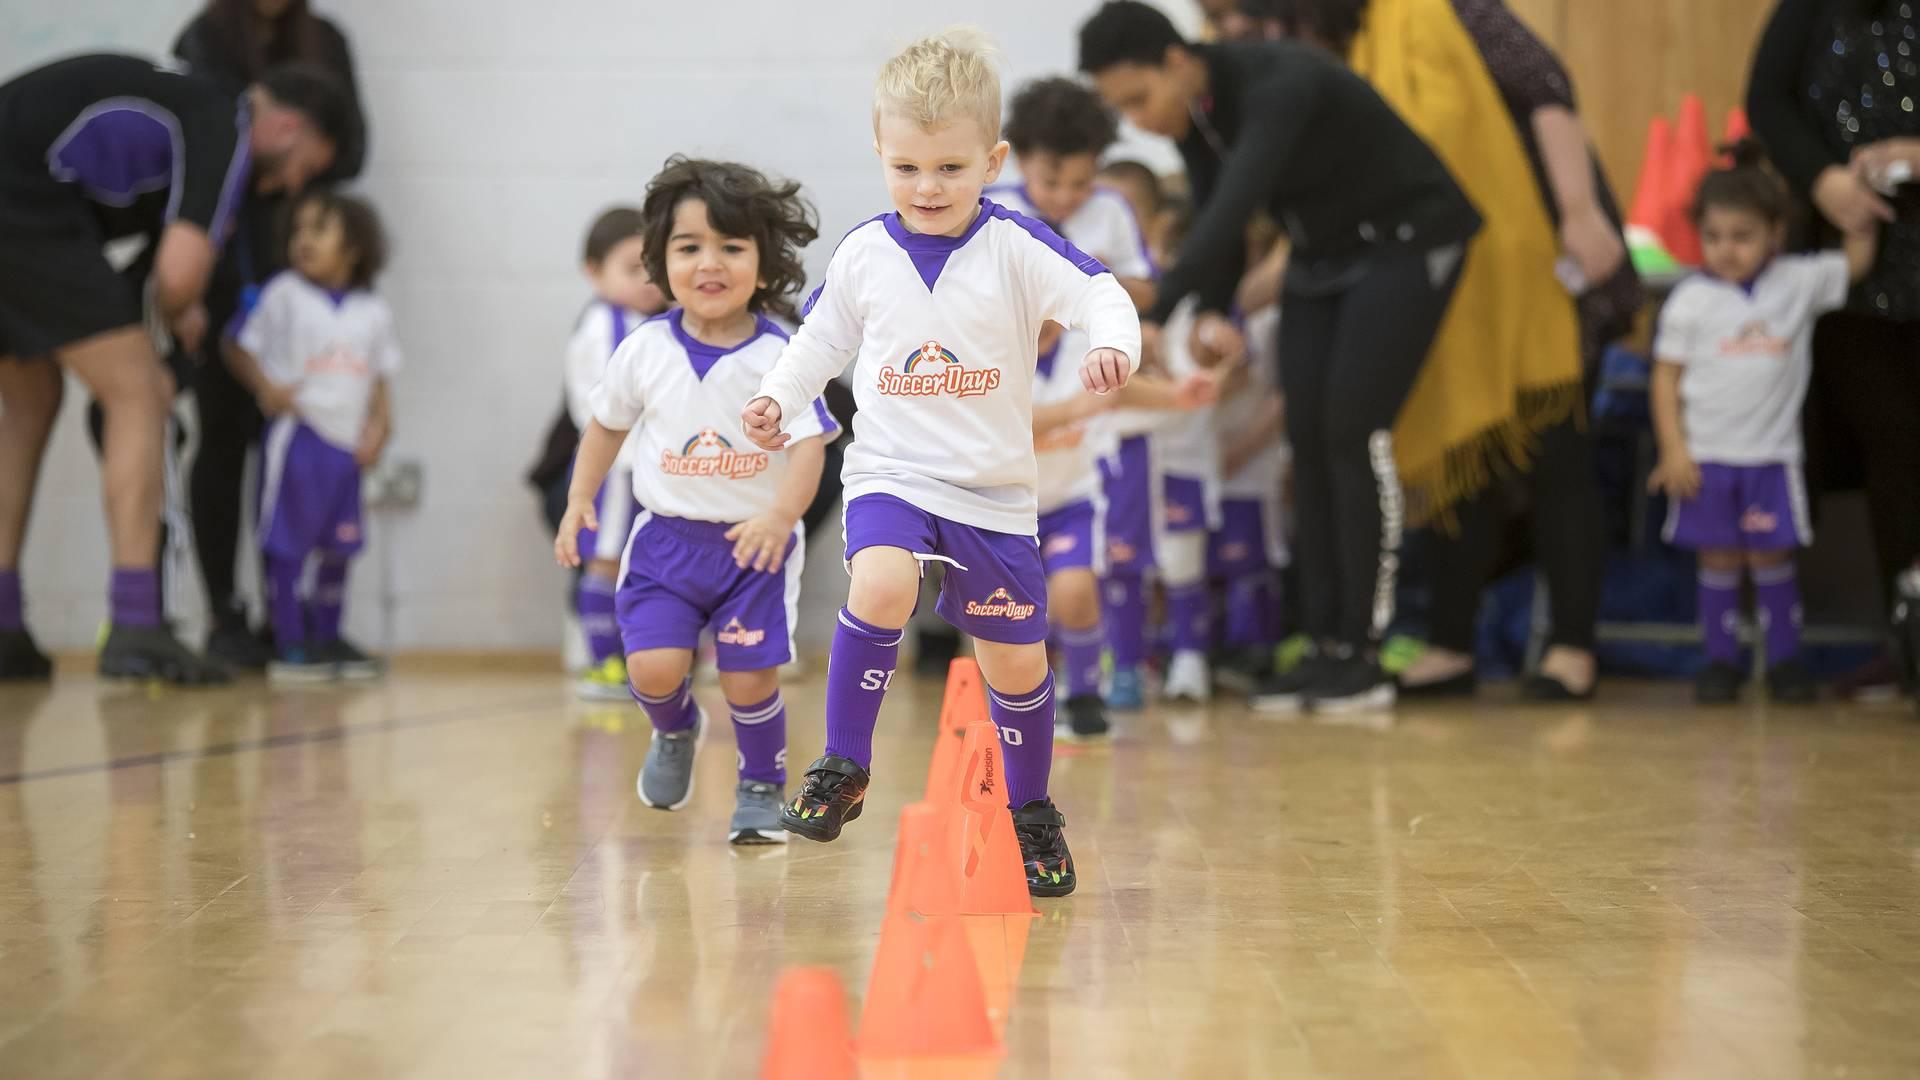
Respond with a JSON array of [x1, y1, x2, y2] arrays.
[[1221, 390, 1285, 479], [1033, 391, 1111, 437], [220, 337, 299, 418], [355, 377, 391, 468], [1110, 370, 1219, 413], [747, 250, 863, 451], [1646, 360, 1700, 500], [554, 419, 630, 568], [1843, 229, 1878, 282], [224, 278, 299, 416], [725, 435, 827, 574], [1026, 248, 1143, 394]]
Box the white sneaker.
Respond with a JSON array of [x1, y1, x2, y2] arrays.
[[1163, 650, 1212, 703]]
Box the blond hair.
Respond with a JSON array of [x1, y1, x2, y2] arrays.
[[873, 27, 1002, 140]]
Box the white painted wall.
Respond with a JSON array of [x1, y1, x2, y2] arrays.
[[1, 0, 1191, 652]]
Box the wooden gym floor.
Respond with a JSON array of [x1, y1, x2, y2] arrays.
[[1, 663, 1917, 1079]]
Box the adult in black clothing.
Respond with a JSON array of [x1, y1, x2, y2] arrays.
[[0, 54, 350, 684], [1747, 0, 1920, 635], [1079, 0, 1482, 712], [174, 0, 367, 669]]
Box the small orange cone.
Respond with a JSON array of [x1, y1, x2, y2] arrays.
[[926, 659, 987, 802], [857, 910, 1002, 1059], [884, 802, 962, 917], [963, 914, 1034, 1036], [762, 967, 857, 1080], [1665, 94, 1713, 265], [948, 719, 1038, 917], [1626, 115, 1673, 234]]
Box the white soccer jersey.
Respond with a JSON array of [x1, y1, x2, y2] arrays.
[[235, 272, 402, 452], [565, 300, 646, 432], [591, 309, 839, 524], [986, 183, 1156, 282], [1653, 252, 1850, 464], [1137, 298, 1220, 486], [1218, 305, 1287, 501], [755, 199, 1141, 536], [1033, 328, 1104, 513]]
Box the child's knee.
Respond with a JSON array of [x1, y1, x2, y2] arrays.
[[720, 667, 780, 706], [585, 558, 620, 581], [977, 639, 1050, 691], [1747, 549, 1793, 570], [1047, 570, 1099, 628], [847, 549, 920, 627], [626, 651, 690, 697], [1699, 548, 1745, 572]]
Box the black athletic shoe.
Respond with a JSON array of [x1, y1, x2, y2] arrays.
[[1695, 661, 1742, 704], [99, 624, 230, 686], [205, 613, 272, 671], [1013, 799, 1075, 897], [0, 628, 54, 682], [1211, 645, 1274, 694], [317, 637, 383, 681], [1058, 694, 1110, 741], [779, 755, 870, 843], [1305, 655, 1396, 714], [1766, 656, 1818, 704], [1251, 650, 1332, 714]]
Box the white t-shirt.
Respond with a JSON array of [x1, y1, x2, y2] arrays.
[[235, 272, 402, 452], [1149, 298, 1221, 483], [592, 309, 839, 524], [1653, 252, 1850, 464], [985, 183, 1156, 283], [1033, 328, 1104, 514], [1218, 305, 1287, 501], [565, 300, 646, 431], [755, 199, 1141, 536]]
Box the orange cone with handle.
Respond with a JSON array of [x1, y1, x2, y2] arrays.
[[1626, 115, 1673, 234], [946, 718, 1039, 917], [1664, 94, 1713, 265], [762, 967, 857, 1080], [857, 907, 1002, 1058], [924, 658, 984, 803]]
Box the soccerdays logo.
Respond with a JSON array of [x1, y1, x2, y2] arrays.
[[964, 586, 1037, 621], [876, 340, 1002, 398], [660, 428, 768, 479], [716, 616, 766, 647]]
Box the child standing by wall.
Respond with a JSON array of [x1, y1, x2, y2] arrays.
[[742, 30, 1141, 896], [564, 208, 668, 701], [558, 157, 834, 845], [1650, 143, 1876, 703], [225, 191, 399, 684]]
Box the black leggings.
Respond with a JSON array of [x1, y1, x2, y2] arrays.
[[1280, 245, 1465, 648], [189, 357, 262, 616], [1808, 310, 1920, 609], [1424, 414, 1603, 654]]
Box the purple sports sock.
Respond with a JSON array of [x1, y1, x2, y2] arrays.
[[988, 672, 1055, 809], [309, 557, 349, 644], [1102, 575, 1147, 668], [633, 677, 699, 734], [730, 690, 788, 785], [823, 609, 902, 770], [1698, 568, 1742, 665], [109, 567, 161, 630], [0, 569, 22, 632], [1057, 622, 1106, 699], [1226, 575, 1282, 648], [1753, 562, 1803, 664], [266, 555, 306, 648], [578, 573, 621, 664], [1166, 582, 1211, 652]]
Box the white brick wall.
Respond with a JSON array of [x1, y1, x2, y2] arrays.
[[1, 0, 1190, 651]]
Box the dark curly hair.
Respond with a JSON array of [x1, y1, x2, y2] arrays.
[[1692, 138, 1793, 226], [582, 206, 645, 264], [1266, 0, 1369, 52], [1079, 1, 1188, 74], [289, 188, 386, 289], [1005, 77, 1120, 158], [640, 156, 818, 318]]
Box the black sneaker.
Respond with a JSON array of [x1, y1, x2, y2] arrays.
[[779, 755, 870, 843], [204, 610, 272, 671], [1695, 661, 1743, 704], [0, 628, 53, 682], [99, 624, 230, 685], [1252, 650, 1331, 714], [1012, 799, 1075, 897], [268, 644, 334, 685], [1058, 694, 1110, 742], [1766, 656, 1818, 704], [316, 637, 383, 681], [1305, 654, 1396, 714]]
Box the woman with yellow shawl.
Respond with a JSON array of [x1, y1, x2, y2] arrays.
[[1081, 1, 1483, 713]]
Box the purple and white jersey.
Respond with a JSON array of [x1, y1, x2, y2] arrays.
[[755, 198, 1141, 536], [565, 298, 645, 470], [985, 183, 1156, 283], [1133, 297, 1220, 502], [591, 309, 839, 524], [1033, 329, 1105, 514], [235, 272, 401, 453], [1217, 305, 1287, 501]]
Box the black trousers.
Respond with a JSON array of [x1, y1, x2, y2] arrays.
[[1808, 310, 1920, 610], [1279, 244, 1465, 649], [1424, 414, 1603, 654]]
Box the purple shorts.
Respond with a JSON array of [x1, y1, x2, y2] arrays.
[[259, 419, 363, 561], [1209, 498, 1278, 579], [1037, 499, 1102, 577], [1162, 473, 1208, 533], [1664, 461, 1812, 551], [843, 493, 1049, 645], [617, 514, 798, 670], [1098, 434, 1156, 576]]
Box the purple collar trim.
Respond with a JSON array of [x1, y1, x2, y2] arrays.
[[670, 308, 776, 379], [883, 198, 998, 291]]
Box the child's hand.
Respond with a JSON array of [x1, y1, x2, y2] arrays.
[[1080, 348, 1131, 395], [1172, 371, 1220, 411], [258, 381, 300, 418], [726, 511, 799, 573], [1647, 452, 1701, 500], [554, 497, 599, 569], [742, 396, 789, 451], [172, 303, 210, 355], [1190, 312, 1245, 368]]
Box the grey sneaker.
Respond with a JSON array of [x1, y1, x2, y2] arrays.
[[728, 779, 788, 845], [637, 706, 706, 810]]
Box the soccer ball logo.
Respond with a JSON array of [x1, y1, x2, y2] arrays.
[[916, 341, 946, 366], [692, 428, 725, 450]]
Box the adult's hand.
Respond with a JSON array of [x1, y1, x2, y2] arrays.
[[1813, 164, 1896, 235], [1560, 204, 1626, 286]]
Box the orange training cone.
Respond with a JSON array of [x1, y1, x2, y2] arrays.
[[857, 909, 1002, 1059], [947, 718, 1038, 917], [926, 658, 987, 802], [762, 967, 857, 1080], [1666, 94, 1713, 265], [885, 802, 963, 917], [1626, 115, 1673, 233]]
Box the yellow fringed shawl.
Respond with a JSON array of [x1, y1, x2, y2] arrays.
[[1348, 0, 1583, 526]]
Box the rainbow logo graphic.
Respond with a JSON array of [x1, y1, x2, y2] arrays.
[[681, 429, 734, 455], [902, 341, 960, 371]]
